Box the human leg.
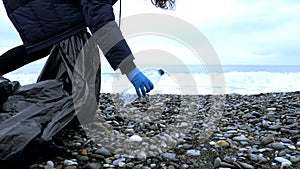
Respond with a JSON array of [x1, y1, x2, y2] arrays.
[[0, 45, 51, 75]]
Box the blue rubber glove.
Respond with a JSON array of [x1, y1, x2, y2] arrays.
[[127, 68, 154, 97]]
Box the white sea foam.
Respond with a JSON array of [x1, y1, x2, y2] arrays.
[[96, 71, 300, 95], [4, 66, 300, 95], [224, 71, 300, 94]]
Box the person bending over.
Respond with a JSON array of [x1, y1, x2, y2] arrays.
[[0, 0, 176, 97]]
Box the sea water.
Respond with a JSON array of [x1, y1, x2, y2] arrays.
[[3, 63, 300, 95]]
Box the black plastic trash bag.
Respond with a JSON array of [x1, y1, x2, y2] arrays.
[[0, 77, 20, 106], [0, 30, 101, 168]]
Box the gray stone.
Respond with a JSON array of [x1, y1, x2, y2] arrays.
[[275, 157, 292, 164], [90, 154, 105, 160], [249, 154, 258, 162], [290, 156, 300, 163], [289, 130, 299, 134], [161, 152, 177, 161], [240, 141, 249, 145], [281, 138, 292, 143], [150, 163, 157, 168], [214, 157, 222, 168], [29, 164, 39, 169], [77, 155, 89, 162], [237, 162, 255, 169], [133, 164, 143, 169], [275, 157, 292, 169], [270, 142, 286, 150], [220, 162, 235, 168], [257, 155, 268, 164], [142, 166, 151, 169], [268, 125, 281, 130], [250, 147, 259, 153], [94, 148, 112, 157], [186, 149, 200, 156], [65, 166, 78, 169], [232, 136, 250, 142], [83, 163, 101, 169], [126, 162, 135, 168], [182, 143, 193, 149], [278, 150, 287, 156], [223, 156, 236, 163], [261, 137, 273, 145], [182, 164, 189, 169]]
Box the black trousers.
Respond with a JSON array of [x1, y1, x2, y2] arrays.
[[0, 45, 52, 76]]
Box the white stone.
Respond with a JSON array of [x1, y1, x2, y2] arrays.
[[275, 157, 291, 164], [288, 145, 296, 150], [63, 159, 78, 166], [275, 157, 292, 169], [177, 122, 189, 127], [281, 162, 292, 169], [186, 149, 200, 156], [125, 129, 134, 133], [150, 163, 157, 168], [209, 141, 216, 146], [137, 151, 147, 159], [45, 160, 55, 169], [113, 158, 125, 166], [142, 116, 151, 122], [232, 136, 250, 142], [149, 144, 158, 150], [46, 161, 54, 167], [103, 164, 115, 168], [129, 135, 143, 142], [118, 162, 126, 167]]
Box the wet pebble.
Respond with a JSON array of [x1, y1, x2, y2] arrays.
[[82, 163, 101, 169], [64, 160, 78, 166], [161, 152, 177, 161], [275, 157, 292, 169], [269, 142, 286, 150], [232, 136, 250, 142], [129, 135, 143, 142], [94, 148, 112, 157], [186, 149, 200, 156]]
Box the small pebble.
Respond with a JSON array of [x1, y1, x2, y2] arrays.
[[129, 135, 143, 142], [186, 149, 200, 156], [94, 148, 112, 157], [64, 160, 78, 166]]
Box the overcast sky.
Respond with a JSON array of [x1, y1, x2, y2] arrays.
[[1, 0, 300, 65]]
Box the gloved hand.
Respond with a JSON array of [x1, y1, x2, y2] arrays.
[[131, 72, 154, 97], [126, 68, 154, 97]]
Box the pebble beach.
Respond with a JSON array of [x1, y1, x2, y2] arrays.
[[29, 91, 300, 169]]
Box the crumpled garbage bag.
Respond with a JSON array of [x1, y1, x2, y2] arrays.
[[0, 30, 100, 168], [0, 77, 20, 106]]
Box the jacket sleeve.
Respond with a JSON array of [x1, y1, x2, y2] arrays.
[[79, 0, 135, 74]]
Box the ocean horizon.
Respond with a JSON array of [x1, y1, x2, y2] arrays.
[[3, 63, 300, 95]]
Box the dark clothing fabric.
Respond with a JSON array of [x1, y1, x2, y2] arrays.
[[2, 0, 133, 71], [3, 0, 86, 54], [0, 45, 51, 76]]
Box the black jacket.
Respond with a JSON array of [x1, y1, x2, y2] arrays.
[[2, 0, 133, 71]]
